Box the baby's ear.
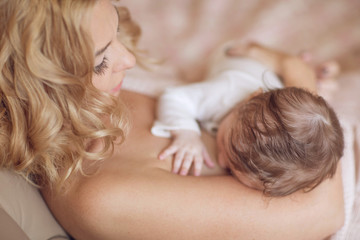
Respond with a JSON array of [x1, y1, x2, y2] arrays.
[[250, 88, 263, 98]]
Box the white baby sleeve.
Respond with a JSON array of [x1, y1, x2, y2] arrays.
[[151, 85, 204, 138]]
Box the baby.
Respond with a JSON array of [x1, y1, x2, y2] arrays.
[[151, 42, 344, 197]]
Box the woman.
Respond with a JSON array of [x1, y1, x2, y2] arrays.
[[0, 0, 344, 239]]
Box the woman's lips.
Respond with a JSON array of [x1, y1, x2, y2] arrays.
[[111, 81, 123, 93]]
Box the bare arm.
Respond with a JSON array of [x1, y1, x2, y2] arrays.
[[44, 160, 344, 240], [42, 91, 344, 240]]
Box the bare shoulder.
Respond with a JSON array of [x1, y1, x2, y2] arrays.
[[41, 158, 163, 239]]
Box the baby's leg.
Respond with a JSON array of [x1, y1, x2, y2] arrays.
[[226, 42, 287, 74], [226, 42, 317, 92]]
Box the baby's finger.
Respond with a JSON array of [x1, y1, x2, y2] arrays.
[[159, 145, 179, 160], [203, 149, 215, 168], [179, 153, 193, 176], [172, 151, 185, 174], [193, 155, 203, 176]]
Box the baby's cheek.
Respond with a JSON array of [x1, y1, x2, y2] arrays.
[[217, 152, 227, 168]]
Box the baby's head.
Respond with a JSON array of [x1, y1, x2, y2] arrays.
[[216, 87, 344, 197]]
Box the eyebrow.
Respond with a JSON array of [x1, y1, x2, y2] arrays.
[[95, 7, 120, 57], [95, 41, 111, 57]]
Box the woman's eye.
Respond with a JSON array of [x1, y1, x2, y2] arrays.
[[93, 57, 108, 75]]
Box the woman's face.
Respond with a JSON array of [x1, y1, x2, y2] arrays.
[[90, 0, 136, 96]]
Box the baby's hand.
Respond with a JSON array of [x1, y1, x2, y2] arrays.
[[159, 130, 214, 176]]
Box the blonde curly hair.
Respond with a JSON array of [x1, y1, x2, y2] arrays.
[[0, 0, 141, 190]]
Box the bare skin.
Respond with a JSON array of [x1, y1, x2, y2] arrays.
[[42, 90, 344, 240], [40, 1, 344, 239], [226, 42, 340, 93]]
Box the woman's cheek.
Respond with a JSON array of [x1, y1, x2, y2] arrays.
[[92, 70, 112, 93]]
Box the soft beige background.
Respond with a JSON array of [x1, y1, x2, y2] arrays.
[[122, 0, 360, 122], [122, 0, 360, 72]]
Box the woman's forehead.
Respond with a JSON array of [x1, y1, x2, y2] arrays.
[[90, 0, 118, 53]]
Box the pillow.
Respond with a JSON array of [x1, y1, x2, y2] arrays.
[[0, 170, 68, 240], [0, 207, 30, 240]]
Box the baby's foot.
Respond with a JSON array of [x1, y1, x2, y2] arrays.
[[316, 61, 340, 81], [299, 51, 340, 81]]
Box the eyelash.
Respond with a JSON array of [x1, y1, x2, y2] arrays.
[[93, 24, 121, 76], [93, 57, 108, 75]]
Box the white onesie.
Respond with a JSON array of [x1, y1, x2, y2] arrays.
[[151, 43, 283, 137]]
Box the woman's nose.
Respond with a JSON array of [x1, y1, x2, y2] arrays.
[[113, 41, 136, 72]]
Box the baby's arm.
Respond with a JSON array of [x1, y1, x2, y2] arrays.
[[152, 84, 215, 176], [159, 129, 214, 176]]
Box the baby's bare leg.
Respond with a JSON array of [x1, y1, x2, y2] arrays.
[[226, 42, 317, 92], [226, 42, 286, 74]]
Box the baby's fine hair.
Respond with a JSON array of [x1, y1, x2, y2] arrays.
[[227, 87, 344, 197]]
